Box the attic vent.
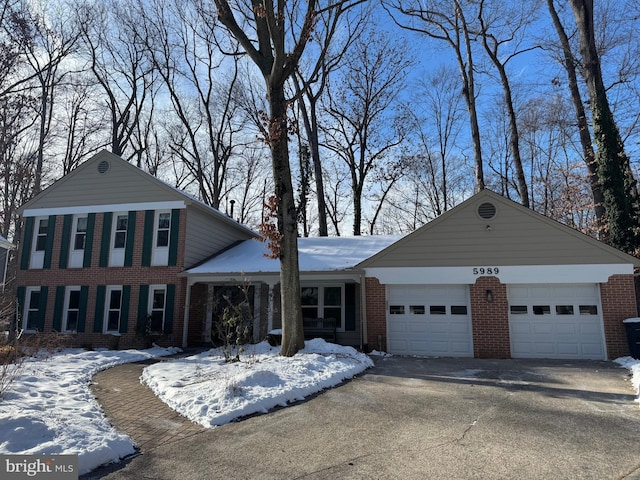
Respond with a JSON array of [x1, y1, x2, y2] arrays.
[[477, 202, 497, 219], [97, 160, 110, 174]]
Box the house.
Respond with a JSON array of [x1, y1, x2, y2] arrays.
[[15, 150, 256, 348], [14, 150, 640, 359]]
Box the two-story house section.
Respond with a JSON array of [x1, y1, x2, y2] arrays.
[[15, 150, 257, 349]]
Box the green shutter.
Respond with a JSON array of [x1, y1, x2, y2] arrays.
[[16, 286, 25, 330], [77, 286, 89, 333], [119, 285, 131, 333], [37, 286, 48, 331], [83, 214, 96, 268], [164, 284, 176, 335], [20, 218, 34, 270], [137, 285, 149, 334], [124, 211, 136, 267], [53, 286, 65, 331], [168, 209, 180, 266], [141, 210, 155, 267], [43, 216, 56, 269], [99, 212, 112, 267], [59, 215, 73, 269], [94, 285, 106, 333]]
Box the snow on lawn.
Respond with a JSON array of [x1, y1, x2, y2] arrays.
[[614, 356, 640, 403], [0, 346, 180, 475], [141, 339, 374, 428]]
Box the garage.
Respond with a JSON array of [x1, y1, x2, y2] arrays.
[[386, 285, 473, 357], [508, 284, 605, 359]]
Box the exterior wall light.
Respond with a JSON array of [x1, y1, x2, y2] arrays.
[[486, 289, 493, 302]]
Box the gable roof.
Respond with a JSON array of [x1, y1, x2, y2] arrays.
[[358, 189, 640, 268], [19, 150, 257, 237], [186, 235, 402, 276]]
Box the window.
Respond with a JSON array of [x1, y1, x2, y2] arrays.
[[113, 215, 128, 249], [35, 219, 48, 251], [556, 305, 574, 315], [24, 287, 41, 331], [105, 286, 122, 333], [533, 305, 551, 315], [410, 305, 425, 315], [389, 305, 405, 315], [73, 216, 88, 250], [63, 287, 81, 332], [579, 305, 598, 315], [301, 285, 344, 329], [148, 285, 167, 332], [430, 305, 446, 315], [510, 305, 528, 315], [156, 212, 170, 247], [451, 306, 468, 315]]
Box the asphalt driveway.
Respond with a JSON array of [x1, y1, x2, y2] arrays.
[[87, 356, 640, 480]]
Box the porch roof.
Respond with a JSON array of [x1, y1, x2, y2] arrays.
[[185, 235, 402, 276]]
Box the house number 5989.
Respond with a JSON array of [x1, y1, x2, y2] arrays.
[[473, 267, 499, 275]]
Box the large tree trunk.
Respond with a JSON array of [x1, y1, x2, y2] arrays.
[[569, 0, 639, 253], [267, 82, 305, 356], [546, 0, 604, 231]]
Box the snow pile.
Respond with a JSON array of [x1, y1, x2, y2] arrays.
[[0, 346, 179, 474], [141, 339, 373, 428], [614, 356, 640, 403]]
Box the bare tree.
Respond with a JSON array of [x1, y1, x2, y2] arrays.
[[385, 0, 485, 191], [568, 0, 639, 253], [477, 0, 541, 208], [321, 30, 412, 235], [213, 0, 364, 356]]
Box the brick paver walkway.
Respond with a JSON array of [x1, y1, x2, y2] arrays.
[[91, 360, 205, 452]]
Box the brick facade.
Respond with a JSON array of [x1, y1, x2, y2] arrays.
[[600, 274, 637, 358], [470, 276, 511, 358], [16, 209, 187, 349], [364, 277, 386, 351]]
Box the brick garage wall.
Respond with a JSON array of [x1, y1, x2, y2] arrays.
[[470, 276, 511, 358], [600, 274, 637, 359], [16, 210, 187, 349], [365, 277, 386, 351]]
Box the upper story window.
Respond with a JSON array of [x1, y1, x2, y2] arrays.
[[152, 211, 171, 265], [109, 213, 128, 267], [69, 215, 88, 268], [29, 217, 49, 269]]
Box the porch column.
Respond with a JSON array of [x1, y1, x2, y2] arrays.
[[182, 280, 193, 348]]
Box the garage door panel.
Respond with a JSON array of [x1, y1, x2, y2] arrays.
[[508, 284, 605, 360], [387, 285, 472, 357]]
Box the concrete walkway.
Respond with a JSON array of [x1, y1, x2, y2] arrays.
[[90, 359, 204, 452]]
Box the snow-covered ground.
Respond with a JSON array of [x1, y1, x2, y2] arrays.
[[0, 340, 372, 475], [0, 342, 637, 476]]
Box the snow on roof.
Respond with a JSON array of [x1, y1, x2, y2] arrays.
[[187, 235, 403, 274]]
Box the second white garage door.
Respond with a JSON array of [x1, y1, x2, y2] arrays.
[[387, 285, 473, 357], [508, 284, 605, 360]]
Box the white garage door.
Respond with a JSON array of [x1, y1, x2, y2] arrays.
[[508, 284, 605, 360], [387, 285, 473, 357]]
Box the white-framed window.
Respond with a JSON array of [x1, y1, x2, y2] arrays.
[[301, 285, 344, 331], [30, 217, 48, 269], [23, 287, 42, 331], [109, 213, 128, 267], [151, 211, 171, 266], [69, 215, 88, 268], [104, 286, 123, 333], [62, 286, 81, 332], [148, 285, 167, 333]]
